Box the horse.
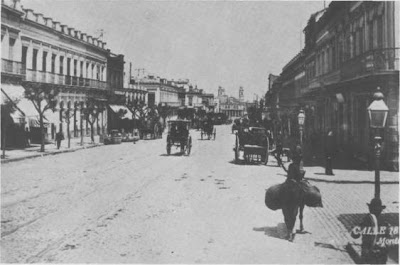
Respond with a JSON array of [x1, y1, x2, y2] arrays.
[[280, 179, 305, 242]]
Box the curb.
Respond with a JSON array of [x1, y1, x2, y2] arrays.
[[346, 242, 362, 264], [1, 144, 103, 164], [305, 177, 399, 185]]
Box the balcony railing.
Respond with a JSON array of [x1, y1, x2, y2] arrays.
[[25, 70, 107, 90], [1, 59, 26, 76], [341, 48, 399, 80]]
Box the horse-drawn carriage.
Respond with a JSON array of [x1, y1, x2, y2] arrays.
[[132, 106, 163, 140], [166, 120, 192, 155], [140, 118, 162, 139], [234, 127, 270, 164], [200, 118, 216, 140]]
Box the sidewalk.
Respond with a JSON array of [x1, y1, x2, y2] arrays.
[[295, 162, 399, 264], [303, 166, 399, 184], [1, 136, 103, 164]]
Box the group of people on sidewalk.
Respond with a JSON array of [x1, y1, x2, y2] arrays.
[[269, 129, 336, 176]]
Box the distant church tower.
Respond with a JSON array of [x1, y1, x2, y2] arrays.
[[218, 86, 225, 96], [239, 86, 244, 103]]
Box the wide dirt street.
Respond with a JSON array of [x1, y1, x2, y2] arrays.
[[2, 125, 360, 263]]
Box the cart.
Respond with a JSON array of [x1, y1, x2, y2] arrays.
[[234, 127, 270, 164], [166, 120, 192, 156], [200, 119, 216, 140]]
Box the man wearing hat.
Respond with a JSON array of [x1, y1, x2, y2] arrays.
[[351, 198, 389, 264]]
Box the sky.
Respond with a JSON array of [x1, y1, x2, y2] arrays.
[[21, 0, 328, 101]]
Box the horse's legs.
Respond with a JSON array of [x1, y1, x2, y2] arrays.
[[299, 203, 305, 232], [283, 206, 298, 242]]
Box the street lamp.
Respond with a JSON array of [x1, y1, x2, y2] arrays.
[[298, 109, 305, 145], [367, 87, 389, 200]]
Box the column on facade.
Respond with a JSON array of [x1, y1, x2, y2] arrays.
[[93, 63, 98, 80], [54, 52, 60, 75], [37, 44, 43, 73], [102, 64, 106, 82], [76, 56, 81, 78], [89, 62, 94, 80], [14, 34, 22, 62], [81, 58, 87, 78], [70, 55, 75, 77], [86, 61, 91, 79], [1, 29, 10, 60], [45, 48, 51, 73], [62, 53, 68, 75]]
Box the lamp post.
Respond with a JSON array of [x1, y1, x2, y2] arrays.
[[298, 109, 305, 146], [367, 87, 389, 200]]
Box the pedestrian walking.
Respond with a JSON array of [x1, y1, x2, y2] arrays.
[[55, 131, 64, 149], [325, 129, 335, 175], [25, 128, 31, 147], [351, 198, 389, 264], [271, 132, 284, 168]]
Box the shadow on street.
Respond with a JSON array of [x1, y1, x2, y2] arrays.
[[253, 223, 288, 240]]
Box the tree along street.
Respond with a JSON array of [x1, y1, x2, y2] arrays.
[[1, 125, 360, 263]]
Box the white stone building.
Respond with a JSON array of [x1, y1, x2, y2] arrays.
[[1, 0, 111, 146]]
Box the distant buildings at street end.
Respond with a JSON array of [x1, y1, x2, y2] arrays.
[[216, 86, 246, 119], [130, 75, 215, 112]]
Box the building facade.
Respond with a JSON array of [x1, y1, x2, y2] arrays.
[[216, 86, 245, 118], [1, 0, 111, 146], [266, 1, 399, 170], [136, 76, 185, 109]]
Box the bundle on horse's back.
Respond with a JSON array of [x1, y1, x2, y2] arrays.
[[299, 180, 323, 208], [265, 179, 322, 210], [265, 183, 283, 210]]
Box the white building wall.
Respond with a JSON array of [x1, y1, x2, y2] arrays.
[[1, 3, 110, 144]]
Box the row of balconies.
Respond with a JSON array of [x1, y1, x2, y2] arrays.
[[2, 59, 107, 90], [297, 48, 399, 94], [340, 47, 399, 80]]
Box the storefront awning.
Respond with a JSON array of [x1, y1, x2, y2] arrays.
[[108, 104, 133, 120], [1, 84, 41, 126]]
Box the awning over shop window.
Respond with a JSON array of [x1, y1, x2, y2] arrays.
[[108, 104, 133, 120], [1, 84, 41, 126]]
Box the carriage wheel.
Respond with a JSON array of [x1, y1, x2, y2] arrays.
[[201, 131, 203, 140], [234, 135, 239, 163], [213, 128, 216, 140], [185, 137, 192, 156]]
